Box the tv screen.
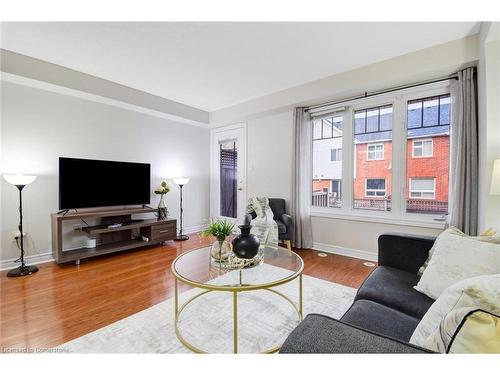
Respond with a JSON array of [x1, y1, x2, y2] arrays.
[[59, 157, 151, 210]]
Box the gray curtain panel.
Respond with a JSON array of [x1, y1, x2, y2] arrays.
[[291, 107, 313, 248], [450, 67, 478, 235]]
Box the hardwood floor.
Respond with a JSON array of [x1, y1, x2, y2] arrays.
[[0, 234, 374, 350]]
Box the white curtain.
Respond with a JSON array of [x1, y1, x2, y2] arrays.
[[450, 67, 479, 235], [291, 107, 313, 248]]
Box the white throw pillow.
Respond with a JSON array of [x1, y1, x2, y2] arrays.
[[414, 227, 500, 299], [410, 274, 500, 347], [418, 228, 500, 276]]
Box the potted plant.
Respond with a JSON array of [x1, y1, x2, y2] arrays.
[[201, 219, 235, 264], [154, 180, 170, 220]]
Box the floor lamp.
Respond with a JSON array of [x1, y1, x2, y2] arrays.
[[173, 177, 189, 241], [3, 174, 38, 277]]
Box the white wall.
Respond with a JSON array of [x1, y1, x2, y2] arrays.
[[210, 35, 480, 259], [245, 110, 294, 205], [478, 22, 500, 233], [1, 81, 210, 262]]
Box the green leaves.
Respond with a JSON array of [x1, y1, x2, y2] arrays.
[[154, 180, 170, 195], [201, 219, 235, 241]]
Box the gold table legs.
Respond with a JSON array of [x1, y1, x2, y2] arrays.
[[173, 273, 303, 354]]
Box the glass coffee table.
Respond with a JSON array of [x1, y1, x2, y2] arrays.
[[171, 245, 304, 353]]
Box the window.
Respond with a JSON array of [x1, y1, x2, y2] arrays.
[[354, 105, 392, 211], [365, 179, 386, 197], [312, 114, 344, 208], [310, 83, 453, 223], [413, 139, 433, 157], [406, 94, 450, 215], [410, 178, 435, 199], [330, 148, 342, 162], [367, 144, 384, 160]]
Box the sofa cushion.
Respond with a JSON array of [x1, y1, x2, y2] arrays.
[[410, 273, 500, 347], [415, 227, 500, 300], [341, 299, 420, 342], [280, 313, 429, 353], [356, 266, 434, 319]]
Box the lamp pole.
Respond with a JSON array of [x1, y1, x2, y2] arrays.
[[173, 178, 189, 241], [8, 184, 38, 277]]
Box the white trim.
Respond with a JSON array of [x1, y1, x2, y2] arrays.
[[0, 252, 54, 271], [412, 138, 433, 158], [329, 147, 342, 162], [210, 122, 248, 221], [0, 225, 208, 271], [365, 178, 386, 197], [312, 242, 377, 262], [366, 143, 384, 160], [0, 73, 210, 128], [409, 177, 436, 199], [183, 223, 208, 234], [311, 208, 446, 229]]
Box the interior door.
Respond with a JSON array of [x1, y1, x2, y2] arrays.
[[210, 123, 247, 222]]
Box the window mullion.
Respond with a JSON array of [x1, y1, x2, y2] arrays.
[[342, 109, 353, 213], [391, 96, 405, 218]]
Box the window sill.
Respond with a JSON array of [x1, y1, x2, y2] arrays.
[[310, 208, 446, 229]]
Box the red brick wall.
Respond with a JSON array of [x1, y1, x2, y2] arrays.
[[354, 141, 392, 199], [353, 136, 449, 201], [406, 136, 449, 201], [312, 180, 330, 192]]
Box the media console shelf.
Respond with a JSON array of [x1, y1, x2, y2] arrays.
[[51, 208, 177, 265]]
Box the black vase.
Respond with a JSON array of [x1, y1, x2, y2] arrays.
[[232, 225, 260, 259]]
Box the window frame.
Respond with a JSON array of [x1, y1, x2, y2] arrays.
[[330, 148, 342, 162], [412, 138, 433, 158], [310, 80, 452, 229], [367, 143, 384, 161], [409, 177, 436, 199], [365, 178, 386, 197]]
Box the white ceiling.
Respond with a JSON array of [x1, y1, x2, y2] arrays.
[[1, 22, 479, 111]]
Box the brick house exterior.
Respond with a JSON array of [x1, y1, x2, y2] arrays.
[[312, 95, 450, 213], [353, 135, 449, 202]]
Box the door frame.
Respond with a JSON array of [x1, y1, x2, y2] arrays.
[[210, 122, 248, 221]]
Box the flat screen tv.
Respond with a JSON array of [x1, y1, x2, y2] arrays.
[[59, 157, 151, 210]]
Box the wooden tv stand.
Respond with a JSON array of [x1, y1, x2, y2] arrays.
[[51, 207, 177, 264]]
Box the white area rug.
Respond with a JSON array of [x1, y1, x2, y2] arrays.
[[57, 265, 356, 353]]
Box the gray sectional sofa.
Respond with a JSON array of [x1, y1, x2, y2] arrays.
[[280, 232, 438, 353]]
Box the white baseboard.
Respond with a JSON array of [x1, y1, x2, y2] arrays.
[[0, 252, 54, 271], [312, 242, 377, 262], [0, 225, 208, 271], [183, 224, 208, 234]]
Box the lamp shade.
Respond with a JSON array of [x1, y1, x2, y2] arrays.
[[173, 177, 190, 186], [491, 159, 500, 195], [3, 174, 37, 186]]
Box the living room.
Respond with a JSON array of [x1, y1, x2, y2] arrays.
[[1, 1, 499, 373]]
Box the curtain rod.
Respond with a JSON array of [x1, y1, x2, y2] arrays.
[[305, 74, 459, 112]]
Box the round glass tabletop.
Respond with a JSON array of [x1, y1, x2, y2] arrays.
[[172, 245, 304, 291]]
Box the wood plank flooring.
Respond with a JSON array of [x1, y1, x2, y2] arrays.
[[0, 234, 374, 351]]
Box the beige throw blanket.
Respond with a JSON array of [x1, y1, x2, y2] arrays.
[[246, 197, 279, 246]]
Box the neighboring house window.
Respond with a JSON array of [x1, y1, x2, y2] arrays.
[[330, 148, 342, 162], [312, 113, 344, 208], [331, 179, 342, 198], [406, 94, 450, 215], [413, 139, 433, 157], [410, 178, 435, 199], [365, 178, 386, 197], [367, 143, 384, 160]]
